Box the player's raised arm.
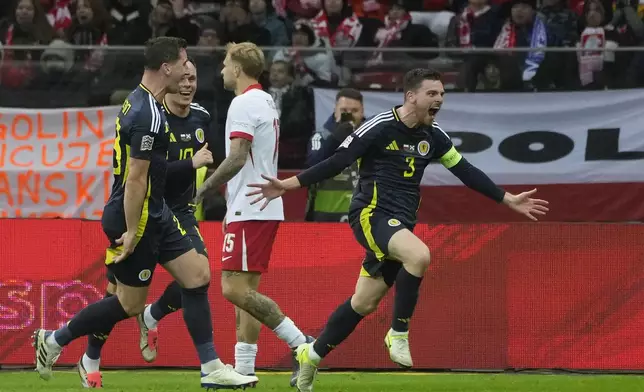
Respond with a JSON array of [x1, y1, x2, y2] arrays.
[[247, 119, 381, 210], [433, 125, 549, 221]]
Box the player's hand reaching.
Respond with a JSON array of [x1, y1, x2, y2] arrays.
[[113, 231, 138, 263], [246, 174, 287, 211], [503, 188, 549, 221], [192, 143, 213, 169]]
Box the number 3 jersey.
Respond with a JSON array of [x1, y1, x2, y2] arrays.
[[224, 84, 284, 223], [163, 101, 215, 215]]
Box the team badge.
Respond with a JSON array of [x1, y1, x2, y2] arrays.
[[388, 218, 401, 227], [417, 140, 430, 156], [138, 269, 152, 282], [195, 128, 205, 143]]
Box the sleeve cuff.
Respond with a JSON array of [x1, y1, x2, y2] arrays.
[[230, 131, 253, 142]]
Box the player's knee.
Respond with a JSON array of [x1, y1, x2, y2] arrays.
[[221, 276, 244, 304], [407, 245, 431, 270], [182, 262, 211, 289], [350, 293, 381, 316]]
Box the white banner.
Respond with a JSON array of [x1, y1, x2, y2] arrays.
[[314, 89, 644, 186], [0, 106, 120, 219]]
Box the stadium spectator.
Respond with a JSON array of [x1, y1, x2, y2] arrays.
[[149, 0, 199, 45], [0, 0, 53, 89], [351, 0, 391, 20], [368, 0, 439, 69], [273, 20, 338, 86], [310, 0, 383, 71], [249, 0, 291, 46], [219, 0, 272, 47], [539, 0, 579, 46], [105, 0, 152, 46], [268, 60, 315, 168], [608, 0, 644, 86], [65, 0, 110, 73], [493, 0, 565, 90], [446, 0, 502, 91], [575, 0, 619, 88]]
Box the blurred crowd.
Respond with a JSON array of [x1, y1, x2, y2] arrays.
[[1, 0, 644, 168]]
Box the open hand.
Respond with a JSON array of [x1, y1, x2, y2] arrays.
[[246, 174, 287, 211], [504, 188, 549, 221]]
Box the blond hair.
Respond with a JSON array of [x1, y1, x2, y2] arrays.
[[225, 42, 265, 80]]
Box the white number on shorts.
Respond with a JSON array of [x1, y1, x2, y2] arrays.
[[223, 233, 235, 252]]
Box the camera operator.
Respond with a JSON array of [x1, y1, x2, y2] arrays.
[[305, 88, 365, 222]]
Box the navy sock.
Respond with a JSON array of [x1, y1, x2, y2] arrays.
[[391, 268, 423, 332], [150, 281, 182, 321], [181, 284, 218, 363], [54, 295, 129, 347], [85, 292, 115, 360], [312, 298, 364, 358]]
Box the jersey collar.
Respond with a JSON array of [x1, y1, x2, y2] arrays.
[[243, 83, 263, 94]]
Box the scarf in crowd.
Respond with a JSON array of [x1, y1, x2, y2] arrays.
[[47, 0, 73, 33], [578, 26, 605, 86], [494, 16, 547, 81], [368, 12, 412, 66], [458, 5, 491, 47], [310, 10, 363, 47]]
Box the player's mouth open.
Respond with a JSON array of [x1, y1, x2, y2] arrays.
[[180, 91, 192, 96], [428, 107, 440, 115]]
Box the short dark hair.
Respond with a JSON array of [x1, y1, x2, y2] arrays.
[[143, 37, 188, 71], [403, 68, 442, 93], [271, 60, 295, 78], [336, 88, 363, 103]]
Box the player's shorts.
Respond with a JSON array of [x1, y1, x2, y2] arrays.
[[175, 209, 208, 258], [350, 210, 412, 287], [221, 220, 280, 273], [103, 204, 194, 288], [106, 209, 206, 285]]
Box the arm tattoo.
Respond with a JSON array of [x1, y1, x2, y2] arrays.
[[241, 290, 285, 329], [198, 138, 251, 199]]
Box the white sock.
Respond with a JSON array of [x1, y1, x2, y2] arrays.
[[201, 358, 225, 374], [143, 305, 158, 330], [308, 343, 321, 364], [234, 342, 258, 375], [82, 353, 100, 373], [45, 333, 61, 350], [273, 317, 306, 348]]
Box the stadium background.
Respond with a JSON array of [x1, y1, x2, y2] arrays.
[[1, 0, 644, 376]]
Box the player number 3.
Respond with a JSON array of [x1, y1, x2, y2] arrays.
[[404, 157, 415, 178]]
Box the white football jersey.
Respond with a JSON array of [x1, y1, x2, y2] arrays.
[[225, 85, 284, 223]]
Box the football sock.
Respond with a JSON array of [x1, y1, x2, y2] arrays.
[[49, 295, 129, 348], [181, 284, 219, 366], [273, 317, 306, 348], [391, 267, 423, 332], [312, 298, 364, 358], [235, 342, 258, 375], [85, 292, 115, 360], [148, 281, 182, 329]]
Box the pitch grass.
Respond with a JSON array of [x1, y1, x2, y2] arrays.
[[1, 370, 644, 391]]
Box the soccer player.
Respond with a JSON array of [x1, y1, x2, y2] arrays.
[[194, 42, 312, 385], [77, 59, 218, 388], [32, 37, 257, 390], [247, 68, 550, 392]]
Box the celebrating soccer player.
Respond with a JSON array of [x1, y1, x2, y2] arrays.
[[194, 42, 312, 385], [33, 37, 257, 390], [247, 68, 550, 392], [76, 59, 220, 388]]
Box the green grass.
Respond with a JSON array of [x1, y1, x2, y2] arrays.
[[1, 370, 644, 391]]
